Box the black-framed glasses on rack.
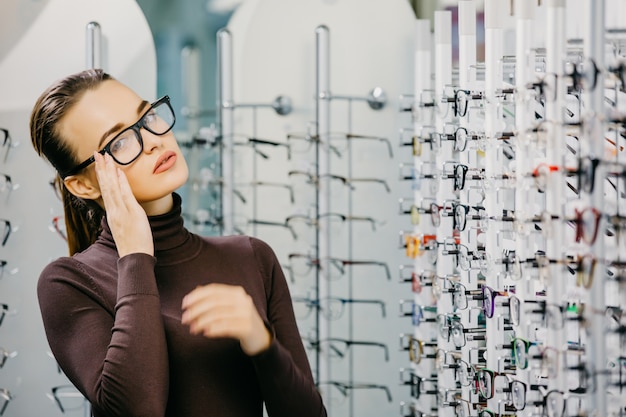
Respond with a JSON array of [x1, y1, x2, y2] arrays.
[[285, 212, 381, 231], [317, 380, 392, 403], [455, 89, 484, 117], [0, 129, 12, 163], [292, 296, 386, 320], [399, 401, 438, 417], [247, 137, 292, 159], [0, 388, 13, 416], [0, 174, 16, 201], [305, 337, 389, 362], [0, 219, 10, 246], [286, 132, 331, 154], [0, 261, 8, 280], [0, 304, 16, 328], [399, 90, 436, 121], [48, 385, 88, 413], [453, 202, 486, 231], [233, 217, 298, 240], [287, 170, 353, 189], [563, 57, 600, 93], [440, 162, 486, 191], [247, 181, 295, 204], [476, 368, 516, 400], [0, 347, 17, 369], [527, 72, 558, 103], [399, 369, 438, 400], [287, 252, 390, 281], [329, 132, 394, 158]]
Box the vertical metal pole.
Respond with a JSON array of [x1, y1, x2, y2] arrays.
[[513, 0, 535, 397], [413, 17, 434, 412], [585, 0, 607, 414], [315, 24, 331, 405], [458, 1, 477, 89], [484, 3, 504, 411], [457, 4, 476, 407], [85, 21, 102, 70], [217, 29, 235, 236], [545, 0, 567, 395], [181, 45, 201, 216], [182, 45, 201, 138], [434, 10, 455, 412]]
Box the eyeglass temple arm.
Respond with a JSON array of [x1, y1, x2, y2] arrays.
[[344, 134, 393, 158]]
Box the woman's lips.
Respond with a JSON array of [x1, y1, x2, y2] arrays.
[[153, 151, 177, 174]]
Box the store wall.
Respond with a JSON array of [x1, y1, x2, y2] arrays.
[[0, 1, 155, 415]]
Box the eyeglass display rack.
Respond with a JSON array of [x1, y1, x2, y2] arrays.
[[312, 25, 393, 416], [216, 24, 396, 416], [401, 1, 626, 417]]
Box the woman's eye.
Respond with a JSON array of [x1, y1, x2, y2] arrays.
[[143, 110, 157, 125], [110, 134, 132, 153]]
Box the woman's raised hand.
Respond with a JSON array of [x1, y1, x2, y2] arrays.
[[181, 283, 272, 356], [94, 152, 154, 257]]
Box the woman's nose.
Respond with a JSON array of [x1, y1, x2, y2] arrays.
[[141, 129, 164, 153]]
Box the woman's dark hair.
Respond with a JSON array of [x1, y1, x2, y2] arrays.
[[30, 69, 113, 255]]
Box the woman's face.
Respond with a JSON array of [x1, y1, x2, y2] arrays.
[[60, 79, 189, 214]]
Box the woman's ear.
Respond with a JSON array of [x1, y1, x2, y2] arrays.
[[63, 174, 101, 200]]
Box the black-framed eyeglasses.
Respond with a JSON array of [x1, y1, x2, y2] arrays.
[[0, 388, 13, 416], [0, 174, 15, 200], [0, 260, 7, 280], [292, 296, 385, 320], [306, 337, 389, 362], [318, 380, 392, 403], [454, 89, 483, 117], [48, 384, 88, 413], [0, 128, 11, 163], [0, 304, 16, 327], [0, 347, 17, 369], [0, 219, 10, 246], [564, 57, 600, 93], [61, 95, 175, 178]]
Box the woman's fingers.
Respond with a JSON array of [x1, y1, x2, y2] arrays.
[[94, 151, 153, 257], [95, 152, 123, 212], [181, 284, 271, 355]]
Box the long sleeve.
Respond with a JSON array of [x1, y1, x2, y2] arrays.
[[249, 238, 327, 417], [37, 252, 169, 417]]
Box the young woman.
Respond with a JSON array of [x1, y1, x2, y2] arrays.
[[30, 69, 326, 417]]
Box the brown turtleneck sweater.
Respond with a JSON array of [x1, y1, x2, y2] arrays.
[[37, 193, 326, 417]]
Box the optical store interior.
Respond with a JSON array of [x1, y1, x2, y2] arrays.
[[1, 0, 626, 416]]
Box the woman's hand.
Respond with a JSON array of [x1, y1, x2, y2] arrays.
[[181, 283, 272, 356], [94, 152, 154, 257]]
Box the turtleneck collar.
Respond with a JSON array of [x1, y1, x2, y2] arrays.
[[98, 193, 202, 265]]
